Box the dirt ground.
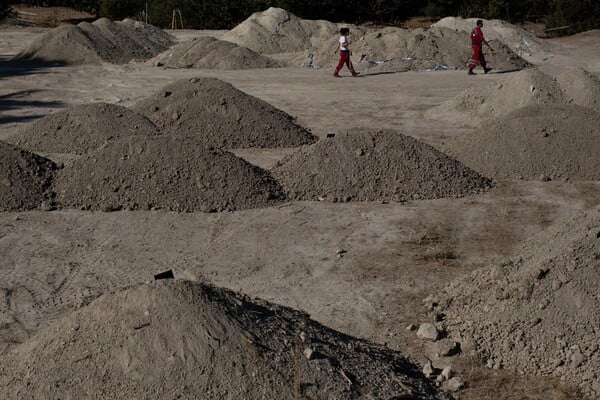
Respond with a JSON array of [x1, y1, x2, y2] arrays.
[[1, 24, 599, 399]]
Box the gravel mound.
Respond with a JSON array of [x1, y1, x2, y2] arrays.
[[446, 104, 600, 181], [132, 77, 316, 148], [16, 18, 174, 64], [555, 67, 600, 111], [434, 208, 600, 398], [426, 68, 568, 126], [272, 131, 493, 202], [0, 141, 56, 211], [8, 103, 160, 155], [0, 280, 448, 400], [53, 135, 285, 212], [150, 36, 284, 69]]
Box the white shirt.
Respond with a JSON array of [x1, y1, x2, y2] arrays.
[[339, 36, 349, 51]]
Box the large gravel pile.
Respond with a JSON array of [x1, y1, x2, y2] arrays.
[[16, 18, 174, 64], [150, 36, 284, 70], [8, 103, 160, 155], [0, 280, 448, 400], [446, 104, 600, 181], [435, 208, 600, 398], [133, 77, 316, 148], [555, 67, 600, 111], [0, 141, 56, 211], [272, 130, 493, 202], [53, 135, 285, 212], [223, 8, 530, 71]]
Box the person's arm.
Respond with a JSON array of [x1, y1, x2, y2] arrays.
[[334, 40, 340, 53]]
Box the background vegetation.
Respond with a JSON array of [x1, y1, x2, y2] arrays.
[[6, 0, 600, 35]]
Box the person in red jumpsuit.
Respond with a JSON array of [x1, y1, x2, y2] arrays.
[[468, 20, 495, 75]]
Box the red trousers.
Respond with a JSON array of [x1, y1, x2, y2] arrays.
[[468, 45, 487, 69], [334, 51, 355, 74]]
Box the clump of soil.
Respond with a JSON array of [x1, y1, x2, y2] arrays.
[[0, 280, 448, 399], [426, 69, 567, 126], [132, 77, 316, 148], [555, 68, 600, 111], [150, 36, 284, 70], [446, 104, 600, 181], [53, 135, 285, 212], [8, 103, 160, 155], [16, 18, 174, 64], [435, 208, 600, 398], [0, 141, 56, 211], [272, 130, 493, 202]]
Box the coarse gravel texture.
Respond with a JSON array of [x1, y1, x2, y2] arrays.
[[52, 135, 285, 212], [132, 77, 316, 148], [7, 102, 160, 155], [272, 130, 494, 202]]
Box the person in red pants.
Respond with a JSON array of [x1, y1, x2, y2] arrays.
[[333, 27, 359, 77], [468, 20, 495, 75]]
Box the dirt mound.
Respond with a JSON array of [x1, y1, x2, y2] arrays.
[[434, 208, 600, 398], [0, 280, 447, 399], [447, 104, 600, 181], [222, 7, 342, 54], [555, 68, 600, 111], [150, 36, 284, 70], [53, 135, 285, 212], [8, 103, 160, 155], [426, 69, 567, 126], [132, 77, 316, 148], [0, 141, 56, 211], [16, 18, 174, 64], [272, 131, 493, 202]]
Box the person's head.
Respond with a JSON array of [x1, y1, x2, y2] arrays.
[[340, 27, 349, 36], [476, 20, 483, 27]]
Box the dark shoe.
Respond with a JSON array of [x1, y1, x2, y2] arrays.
[[333, 73, 340, 78], [351, 71, 360, 77], [484, 67, 492, 74], [468, 69, 475, 75]]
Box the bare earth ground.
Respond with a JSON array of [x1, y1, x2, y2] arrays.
[[1, 25, 600, 399]]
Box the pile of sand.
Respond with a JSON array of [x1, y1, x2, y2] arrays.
[[434, 208, 600, 398], [446, 104, 600, 181], [53, 135, 285, 212], [150, 36, 284, 70], [222, 7, 342, 55], [8, 103, 160, 155], [555, 67, 600, 111], [16, 18, 174, 64], [223, 8, 530, 72], [426, 69, 568, 126], [0, 280, 447, 399], [0, 141, 56, 211], [133, 77, 316, 148], [272, 131, 493, 202]]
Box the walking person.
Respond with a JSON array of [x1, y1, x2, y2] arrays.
[[468, 20, 494, 75], [333, 27, 359, 77]]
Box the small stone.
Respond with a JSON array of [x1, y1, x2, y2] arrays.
[[326, 133, 335, 138], [529, 85, 535, 92], [441, 366, 452, 380], [433, 338, 461, 357], [417, 323, 440, 341], [303, 347, 314, 360], [163, 91, 172, 98], [406, 324, 417, 331], [299, 331, 307, 342], [354, 149, 364, 156], [335, 248, 346, 255], [539, 174, 551, 182], [447, 377, 466, 392], [423, 360, 434, 378]]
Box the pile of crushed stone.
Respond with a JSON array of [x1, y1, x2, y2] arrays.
[[0, 280, 449, 400], [223, 8, 530, 72], [16, 18, 174, 64], [272, 130, 493, 202], [433, 208, 600, 398], [0, 141, 56, 211], [426, 68, 599, 126], [133, 77, 316, 148], [150, 36, 284, 70], [8, 103, 160, 155], [446, 104, 600, 181], [53, 135, 285, 212]]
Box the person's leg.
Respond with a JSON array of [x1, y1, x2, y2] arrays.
[[334, 53, 346, 76], [480, 48, 491, 73], [345, 57, 358, 76], [467, 45, 480, 75]]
